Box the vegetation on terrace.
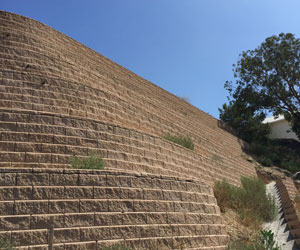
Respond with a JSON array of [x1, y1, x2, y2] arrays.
[[163, 134, 194, 150], [0, 238, 13, 250], [229, 230, 280, 250], [70, 154, 105, 170], [214, 177, 278, 249], [246, 139, 300, 173]]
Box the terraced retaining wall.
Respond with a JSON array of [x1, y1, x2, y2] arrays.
[[0, 168, 228, 249], [0, 11, 257, 249], [0, 11, 256, 186]]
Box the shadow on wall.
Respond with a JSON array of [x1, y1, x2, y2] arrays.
[[217, 120, 237, 137], [217, 120, 248, 151]]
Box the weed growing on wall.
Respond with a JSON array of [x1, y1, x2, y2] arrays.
[[0, 238, 14, 250], [70, 154, 105, 170], [212, 154, 223, 163], [177, 96, 190, 103], [163, 135, 194, 150], [214, 177, 276, 228]]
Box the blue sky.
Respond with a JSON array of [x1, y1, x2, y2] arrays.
[[2, 1, 300, 118]]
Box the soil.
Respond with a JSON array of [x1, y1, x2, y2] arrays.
[[222, 209, 259, 244]]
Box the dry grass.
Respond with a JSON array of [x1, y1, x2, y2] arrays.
[[214, 177, 276, 230], [163, 135, 194, 150]]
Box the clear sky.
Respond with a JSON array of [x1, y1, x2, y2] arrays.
[[2, 1, 300, 118]]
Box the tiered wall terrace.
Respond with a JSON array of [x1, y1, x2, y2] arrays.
[[0, 11, 257, 249], [0, 168, 228, 249], [0, 11, 256, 185]]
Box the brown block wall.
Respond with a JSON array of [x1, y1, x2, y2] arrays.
[[0, 11, 257, 187], [0, 110, 254, 187], [0, 168, 228, 249]]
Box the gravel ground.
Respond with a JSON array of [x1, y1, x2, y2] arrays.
[[263, 182, 299, 250]]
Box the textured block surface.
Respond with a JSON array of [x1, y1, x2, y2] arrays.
[[0, 11, 256, 187], [0, 10, 261, 249], [0, 168, 228, 249]]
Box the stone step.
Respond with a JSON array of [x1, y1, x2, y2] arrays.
[[287, 220, 300, 230], [290, 229, 300, 239], [295, 238, 300, 248]]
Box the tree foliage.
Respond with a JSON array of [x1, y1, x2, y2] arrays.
[[219, 96, 270, 143], [220, 33, 300, 141]]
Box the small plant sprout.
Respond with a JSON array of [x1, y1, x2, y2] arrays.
[[70, 153, 105, 170], [0, 237, 14, 250]]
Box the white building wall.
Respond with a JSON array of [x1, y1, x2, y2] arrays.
[[269, 120, 299, 141]]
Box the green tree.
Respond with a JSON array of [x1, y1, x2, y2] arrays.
[[220, 33, 300, 141], [219, 99, 270, 143]]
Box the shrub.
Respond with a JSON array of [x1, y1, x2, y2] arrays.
[[247, 143, 269, 157], [163, 135, 194, 150], [246, 141, 300, 172], [228, 230, 280, 250], [282, 159, 299, 173], [214, 177, 276, 228], [214, 181, 240, 212], [0, 238, 13, 250], [228, 239, 265, 250], [177, 96, 190, 103], [259, 157, 273, 167], [70, 154, 105, 170], [260, 230, 280, 250]]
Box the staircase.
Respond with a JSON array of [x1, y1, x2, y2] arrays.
[[276, 178, 300, 248]]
